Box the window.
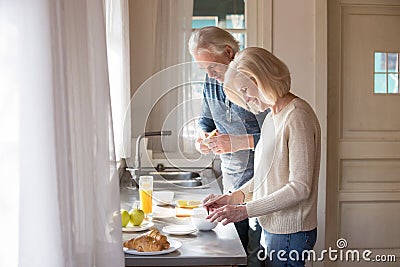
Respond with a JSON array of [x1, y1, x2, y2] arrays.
[[182, 0, 248, 152], [374, 52, 399, 94], [190, 0, 248, 96], [178, 0, 262, 157], [192, 0, 246, 49], [105, 0, 131, 161], [192, 16, 218, 28]]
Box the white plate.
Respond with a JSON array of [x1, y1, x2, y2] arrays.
[[162, 225, 197, 235], [122, 221, 154, 233], [123, 239, 182, 255]]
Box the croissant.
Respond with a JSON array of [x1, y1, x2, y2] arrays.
[[125, 235, 163, 252], [124, 228, 170, 252], [147, 229, 169, 249]]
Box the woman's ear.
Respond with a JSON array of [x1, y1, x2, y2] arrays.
[[225, 45, 235, 61]]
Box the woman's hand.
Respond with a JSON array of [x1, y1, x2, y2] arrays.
[[206, 204, 248, 225], [202, 194, 231, 212], [203, 191, 245, 212]]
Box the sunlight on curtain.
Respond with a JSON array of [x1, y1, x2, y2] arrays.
[[151, 0, 194, 154], [105, 0, 131, 161], [1, 0, 124, 266], [0, 2, 20, 266]]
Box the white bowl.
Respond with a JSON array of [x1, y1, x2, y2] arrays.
[[152, 191, 174, 205], [191, 213, 218, 231]]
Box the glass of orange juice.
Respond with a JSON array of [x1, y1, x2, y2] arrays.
[[139, 176, 153, 220]]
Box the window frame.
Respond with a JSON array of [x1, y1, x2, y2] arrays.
[[373, 51, 400, 95]]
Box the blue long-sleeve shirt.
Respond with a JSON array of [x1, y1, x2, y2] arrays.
[[198, 75, 268, 191]]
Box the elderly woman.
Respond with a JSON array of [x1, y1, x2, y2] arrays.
[[203, 47, 321, 267]]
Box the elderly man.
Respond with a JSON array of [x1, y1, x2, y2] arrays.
[[188, 26, 267, 267]]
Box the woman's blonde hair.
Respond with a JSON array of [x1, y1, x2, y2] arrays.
[[224, 47, 291, 110], [188, 26, 240, 56]]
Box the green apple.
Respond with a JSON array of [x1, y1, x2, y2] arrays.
[[120, 209, 130, 227], [129, 208, 144, 226]]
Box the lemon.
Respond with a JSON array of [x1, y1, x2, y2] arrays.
[[177, 199, 201, 208], [177, 199, 187, 207], [129, 208, 144, 226], [120, 209, 130, 227], [188, 200, 201, 206]]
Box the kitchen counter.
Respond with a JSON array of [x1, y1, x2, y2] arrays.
[[120, 174, 247, 266]]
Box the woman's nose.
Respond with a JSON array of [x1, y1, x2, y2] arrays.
[[241, 91, 249, 101], [207, 70, 217, 79]]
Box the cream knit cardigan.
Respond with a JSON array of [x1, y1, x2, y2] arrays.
[[240, 98, 321, 234]]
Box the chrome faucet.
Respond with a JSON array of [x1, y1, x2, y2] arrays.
[[128, 131, 172, 187]]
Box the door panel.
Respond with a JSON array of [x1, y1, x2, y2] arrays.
[[342, 6, 400, 139], [340, 202, 400, 248], [341, 159, 400, 191], [327, 1, 400, 266]]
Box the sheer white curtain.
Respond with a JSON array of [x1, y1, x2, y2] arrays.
[[0, 2, 20, 266], [0, 0, 124, 266], [106, 0, 131, 161], [148, 0, 194, 154]]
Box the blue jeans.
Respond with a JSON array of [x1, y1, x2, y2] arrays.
[[234, 218, 264, 267], [262, 228, 317, 267]]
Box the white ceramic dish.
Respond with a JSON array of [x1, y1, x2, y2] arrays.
[[162, 225, 197, 235], [153, 191, 174, 206], [191, 213, 218, 231], [192, 207, 208, 215], [122, 221, 154, 233], [123, 239, 182, 255], [152, 206, 175, 218]]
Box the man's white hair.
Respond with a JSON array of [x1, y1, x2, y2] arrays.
[[188, 26, 240, 56]]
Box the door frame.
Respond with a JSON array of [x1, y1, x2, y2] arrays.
[[314, 1, 328, 266]]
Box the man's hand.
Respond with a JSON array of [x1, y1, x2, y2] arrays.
[[206, 134, 254, 154], [195, 130, 219, 154], [206, 204, 248, 225], [195, 136, 212, 154]]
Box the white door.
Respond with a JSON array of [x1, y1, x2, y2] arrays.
[[327, 0, 400, 266]]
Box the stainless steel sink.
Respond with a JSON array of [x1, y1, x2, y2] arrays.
[[146, 170, 202, 187], [128, 169, 205, 188], [149, 170, 200, 179]]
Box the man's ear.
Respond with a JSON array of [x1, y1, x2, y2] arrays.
[[225, 45, 235, 60]]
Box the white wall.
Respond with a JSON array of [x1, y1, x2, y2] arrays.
[[273, 0, 316, 105], [267, 1, 327, 265], [129, 0, 156, 97]]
